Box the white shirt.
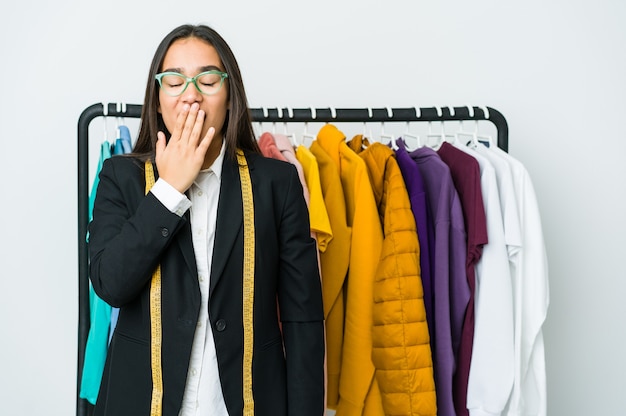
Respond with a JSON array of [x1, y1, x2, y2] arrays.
[[489, 146, 549, 416], [150, 142, 229, 416]]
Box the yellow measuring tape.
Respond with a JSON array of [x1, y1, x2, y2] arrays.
[[236, 149, 256, 416], [144, 161, 163, 416], [144, 150, 255, 415]]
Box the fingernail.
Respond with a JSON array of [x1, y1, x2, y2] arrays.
[[191, 103, 199, 110], [183, 104, 190, 111]]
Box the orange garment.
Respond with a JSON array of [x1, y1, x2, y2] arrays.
[[314, 125, 384, 415], [309, 138, 350, 409], [348, 136, 437, 416]]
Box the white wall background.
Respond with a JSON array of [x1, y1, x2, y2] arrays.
[[1, 1, 624, 415]]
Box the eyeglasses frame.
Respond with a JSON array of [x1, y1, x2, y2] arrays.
[[155, 70, 229, 96]]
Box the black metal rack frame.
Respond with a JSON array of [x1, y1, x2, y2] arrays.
[[76, 103, 509, 416]]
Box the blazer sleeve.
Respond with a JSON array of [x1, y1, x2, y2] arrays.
[[88, 157, 188, 307], [276, 165, 326, 416]]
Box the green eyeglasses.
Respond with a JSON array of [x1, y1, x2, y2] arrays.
[[155, 70, 228, 96]]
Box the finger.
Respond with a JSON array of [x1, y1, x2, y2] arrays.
[[154, 131, 167, 170], [197, 126, 215, 156], [155, 131, 166, 156], [188, 109, 205, 148], [171, 104, 190, 142], [180, 103, 199, 143]]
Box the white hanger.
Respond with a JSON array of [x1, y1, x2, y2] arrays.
[[102, 103, 109, 143], [284, 107, 299, 147], [360, 108, 374, 142], [424, 106, 455, 149], [301, 107, 317, 146], [455, 105, 478, 147], [476, 106, 494, 147], [400, 106, 421, 151], [455, 105, 493, 148], [380, 106, 396, 149], [443, 106, 459, 145], [402, 121, 421, 151], [271, 107, 283, 135]]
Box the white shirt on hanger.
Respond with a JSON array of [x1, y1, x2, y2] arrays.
[[488, 146, 549, 416]]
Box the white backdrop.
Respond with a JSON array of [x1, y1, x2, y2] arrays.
[[1, 1, 625, 415]]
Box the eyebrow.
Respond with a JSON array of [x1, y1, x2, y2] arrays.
[[161, 65, 223, 74]]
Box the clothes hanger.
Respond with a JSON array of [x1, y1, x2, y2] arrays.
[[362, 108, 374, 141], [301, 107, 317, 146], [476, 106, 494, 147], [424, 106, 455, 149], [401, 106, 421, 151], [379, 106, 396, 149], [271, 107, 281, 135], [102, 103, 109, 144], [455, 105, 479, 148], [284, 108, 299, 147], [455, 105, 493, 148]]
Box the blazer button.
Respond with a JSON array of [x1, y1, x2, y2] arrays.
[[215, 319, 227, 332], [161, 227, 169, 237]]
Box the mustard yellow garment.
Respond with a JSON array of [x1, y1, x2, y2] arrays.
[[348, 136, 437, 416], [309, 138, 350, 408], [314, 125, 384, 415], [296, 145, 333, 252]]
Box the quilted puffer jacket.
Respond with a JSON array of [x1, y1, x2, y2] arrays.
[[348, 136, 437, 416]]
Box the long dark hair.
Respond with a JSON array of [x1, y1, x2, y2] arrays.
[[133, 24, 260, 161]]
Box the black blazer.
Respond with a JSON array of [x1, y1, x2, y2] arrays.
[[88, 151, 325, 416]]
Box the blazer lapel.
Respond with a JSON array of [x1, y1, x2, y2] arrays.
[[209, 156, 243, 296]]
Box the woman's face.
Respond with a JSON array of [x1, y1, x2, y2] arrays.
[[158, 37, 229, 144]]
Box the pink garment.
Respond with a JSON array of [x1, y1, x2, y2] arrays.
[[258, 132, 288, 162], [273, 133, 310, 207]]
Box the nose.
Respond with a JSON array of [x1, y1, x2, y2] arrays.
[[180, 81, 202, 103]]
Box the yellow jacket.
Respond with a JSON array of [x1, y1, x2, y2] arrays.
[[314, 125, 385, 415], [348, 136, 437, 415], [309, 137, 350, 409]]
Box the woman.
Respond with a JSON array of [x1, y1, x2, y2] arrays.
[[88, 24, 325, 416]]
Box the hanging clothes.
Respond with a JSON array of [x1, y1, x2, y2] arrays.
[[309, 136, 351, 410], [79, 141, 113, 405], [273, 133, 310, 205], [452, 144, 514, 416], [313, 124, 384, 414], [395, 139, 435, 347], [80, 124, 133, 404], [347, 135, 437, 416], [113, 124, 132, 155], [259, 131, 289, 162], [408, 146, 469, 416], [436, 141, 488, 416], [107, 128, 132, 341], [260, 131, 322, 280], [295, 145, 333, 252], [487, 145, 549, 416]]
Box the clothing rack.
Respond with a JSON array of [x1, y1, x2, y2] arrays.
[[76, 103, 509, 416]]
